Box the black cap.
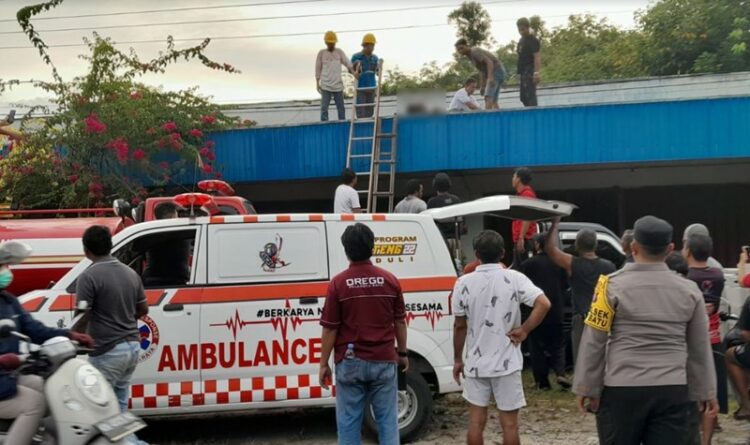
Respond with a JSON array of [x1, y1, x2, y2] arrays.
[[634, 215, 673, 248]]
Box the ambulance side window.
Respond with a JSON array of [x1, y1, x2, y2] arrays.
[[207, 223, 328, 284], [114, 228, 198, 288]]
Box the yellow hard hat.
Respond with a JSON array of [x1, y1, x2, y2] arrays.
[[362, 33, 376, 45], [324, 31, 338, 44]]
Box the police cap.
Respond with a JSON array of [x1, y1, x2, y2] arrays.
[[633, 215, 673, 248]]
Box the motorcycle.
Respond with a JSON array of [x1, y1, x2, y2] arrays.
[[0, 319, 146, 444]]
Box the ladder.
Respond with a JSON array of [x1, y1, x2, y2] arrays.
[[345, 60, 398, 213]]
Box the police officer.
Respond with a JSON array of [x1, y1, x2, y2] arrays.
[[573, 215, 718, 445]]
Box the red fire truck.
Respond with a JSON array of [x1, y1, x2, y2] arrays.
[[0, 180, 255, 295]]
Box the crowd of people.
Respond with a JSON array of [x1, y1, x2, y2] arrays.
[[0, 163, 747, 445], [328, 164, 750, 445], [317, 17, 542, 121]]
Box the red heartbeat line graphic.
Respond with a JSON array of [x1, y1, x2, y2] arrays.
[[404, 310, 447, 330], [210, 304, 319, 341]]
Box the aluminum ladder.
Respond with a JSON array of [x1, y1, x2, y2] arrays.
[[345, 60, 398, 213]]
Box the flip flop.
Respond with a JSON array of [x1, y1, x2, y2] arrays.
[[733, 411, 750, 421]]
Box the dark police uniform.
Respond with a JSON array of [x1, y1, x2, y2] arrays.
[[573, 216, 716, 445]]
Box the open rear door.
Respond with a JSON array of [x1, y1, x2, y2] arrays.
[[421, 195, 576, 221], [421, 195, 576, 272]]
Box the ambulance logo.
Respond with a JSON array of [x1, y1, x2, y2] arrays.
[[259, 234, 291, 272], [138, 315, 160, 363]]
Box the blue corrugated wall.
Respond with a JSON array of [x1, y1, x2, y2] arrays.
[[210, 96, 750, 183]]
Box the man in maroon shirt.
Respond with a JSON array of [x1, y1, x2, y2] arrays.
[[319, 223, 408, 445], [511, 167, 538, 267]]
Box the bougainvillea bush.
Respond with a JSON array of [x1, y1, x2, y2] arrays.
[[0, 0, 253, 209]]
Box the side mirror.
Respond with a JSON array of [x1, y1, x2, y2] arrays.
[[113, 199, 132, 219], [0, 319, 16, 338]]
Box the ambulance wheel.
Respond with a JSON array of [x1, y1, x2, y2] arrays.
[[365, 369, 433, 443]]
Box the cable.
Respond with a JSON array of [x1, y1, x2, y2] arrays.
[[0, 0, 327, 24], [0, 10, 634, 51], [0, 0, 527, 35]]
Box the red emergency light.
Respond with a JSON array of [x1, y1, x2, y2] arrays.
[[197, 180, 235, 196], [173, 193, 214, 208]]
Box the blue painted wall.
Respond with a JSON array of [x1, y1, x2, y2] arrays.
[[210, 96, 750, 183]]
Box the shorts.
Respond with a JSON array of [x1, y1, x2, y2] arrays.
[[484, 68, 505, 103], [462, 371, 526, 411], [734, 343, 750, 369]]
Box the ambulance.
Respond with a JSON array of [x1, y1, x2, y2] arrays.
[[19, 194, 574, 442]]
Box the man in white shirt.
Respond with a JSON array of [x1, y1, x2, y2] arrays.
[[394, 179, 427, 214], [453, 230, 551, 445], [449, 78, 481, 112], [315, 31, 354, 121], [334, 168, 363, 213]]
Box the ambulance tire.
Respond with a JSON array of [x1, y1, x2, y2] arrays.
[[364, 369, 433, 443]]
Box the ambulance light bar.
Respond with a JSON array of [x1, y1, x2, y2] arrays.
[[173, 193, 214, 208], [197, 180, 235, 196]]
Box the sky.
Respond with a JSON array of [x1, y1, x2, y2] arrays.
[[0, 0, 652, 112]]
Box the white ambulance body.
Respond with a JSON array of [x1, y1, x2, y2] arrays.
[[20, 196, 574, 441]]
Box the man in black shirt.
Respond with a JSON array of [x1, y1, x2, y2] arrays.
[[727, 296, 750, 420], [520, 233, 571, 389], [427, 173, 464, 270], [545, 218, 616, 364], [516, 17, 541, 107]]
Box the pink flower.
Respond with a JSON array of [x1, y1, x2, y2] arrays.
[[170, 140, 183, 151], [68, 174, 79, 184], [106, 138, 130, 164], [205, 140, 215, 149], [162, 121, 178, 133], [202, 164, 213, 174], [199, 147, 210, 157], [130, 91, 142, 100], [201, 115, 216, 125], [84, 113, 107, 134], [170, 132, 182, 142], [157, 138, 168, 148], [188, 128, 204, 138], [206, 151, 216, 161], [159, 161, 170, 170], [132, 149, 146, 161]]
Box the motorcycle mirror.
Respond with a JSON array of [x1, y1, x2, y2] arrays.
[[113, 199, 132, 219], [0, 319, 14, 338]]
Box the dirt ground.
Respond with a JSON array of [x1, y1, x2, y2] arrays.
[[140, 379, 750, 445]]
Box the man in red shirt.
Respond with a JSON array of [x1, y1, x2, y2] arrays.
[[319, 223, 408, 445], [511, 167, 538, 267]]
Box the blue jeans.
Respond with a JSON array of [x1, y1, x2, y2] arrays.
[[321, 90, 345, 121], [89, 341, 140, 412], [335, 358, 399, 445]]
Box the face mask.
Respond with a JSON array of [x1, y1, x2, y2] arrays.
[[0, 269, 13, 290]]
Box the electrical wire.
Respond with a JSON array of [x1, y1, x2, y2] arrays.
[[0, 0, 527, 35], [0, 10, 634, 51], [0, 0, 327, 23]]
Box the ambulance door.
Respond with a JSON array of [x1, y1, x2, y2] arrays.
[[110, 225, 204, 415], [202, 221, 329, 409]]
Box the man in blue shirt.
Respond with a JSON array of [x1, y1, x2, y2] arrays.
[[351, 33, 380, 118]]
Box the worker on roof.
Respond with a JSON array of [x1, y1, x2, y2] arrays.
[[351, 33, 381, 119], [455, 38, 507, 110], [316, 31, 355, 122]]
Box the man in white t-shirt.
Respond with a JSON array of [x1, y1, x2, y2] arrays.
[[333, 168, 363, 213], [449, 78, 481, 112], [315, 31, 354, 122], [453, 230, 550, 445]]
